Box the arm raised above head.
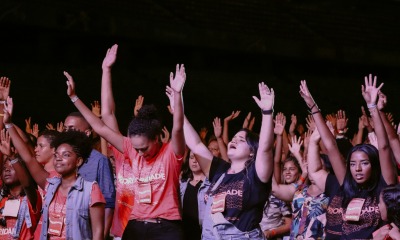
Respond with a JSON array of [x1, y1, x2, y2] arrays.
[[64, 71, 124, 152]]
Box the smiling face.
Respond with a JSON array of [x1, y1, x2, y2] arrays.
[[130, 135, 160, 161], [227, 131, 252, 161], [35, 136, 55, 165], [283, 160, 300, 184], [349, 151, 372, 185], [53, 143, 83, 176]]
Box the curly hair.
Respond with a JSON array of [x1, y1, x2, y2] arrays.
[[51, 130, 92, 161], [127, 104, 162, 140], [39, 129, 60, 145], [381, 184, 400, 228]]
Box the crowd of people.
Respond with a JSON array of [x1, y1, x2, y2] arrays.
[[0, 44, 399, 240]]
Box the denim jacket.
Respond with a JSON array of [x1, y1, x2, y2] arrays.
[[12, 196, 32, 239], [179, 178, 210, 226], [40, 176, 94, 240]]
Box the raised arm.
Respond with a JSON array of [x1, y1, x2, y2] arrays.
[[169, 64, 186, 157], [213, 117, 228, 161], [65, 71, 124, 152], [101, 44, 120, 133], [3, 97, 49, 189], [299, 80, 345, 185], [253, 82, 275, 183], [0, 77, 10, 130], [377, 92, 400, 167], [223, 110, 240, 144], [361, 75, 396, 185], [273, 112, 286, 183], [307, 128, 328, 191]]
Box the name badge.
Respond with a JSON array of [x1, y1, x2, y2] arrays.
[[138, 182, 152, 204], [48, 213, 64, 236], [3, 199, 20, 217], [211, 192, 227, 214], [344, 198, 365, 221]]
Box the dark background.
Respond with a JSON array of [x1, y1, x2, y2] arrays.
[[1, 0, 400, 138]]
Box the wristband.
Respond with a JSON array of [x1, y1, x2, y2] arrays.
[[0, 100, 5, 104], [70, 96, 79, 103], [0, 113, 4, 117], [309, 103, 316, 110], [262, 109, 273, 115], [299, 175, 306, 184], [9, 158, 19, 165], [269, 229, 277, 238], [367, 104, 377, 109], [311, 110, 320, 115], [5, 123, 13, 129]]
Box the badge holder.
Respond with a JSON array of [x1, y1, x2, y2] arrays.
[[344, 198, 365, 222], [3, 199, 20, 217], [211, 192, 227, 214], [138, 182, 152, 204]]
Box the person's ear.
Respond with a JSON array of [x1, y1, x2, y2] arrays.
[[77, 157, 84, 168]]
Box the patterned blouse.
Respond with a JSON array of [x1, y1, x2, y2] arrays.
[[290, 185, 329, 240]]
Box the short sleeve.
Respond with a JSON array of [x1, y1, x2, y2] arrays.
[[209, 157, 230, 182], [90, 183, 106, 207]]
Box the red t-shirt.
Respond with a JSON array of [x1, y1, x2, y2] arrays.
[[0, 190, 42, 240], [110, 145, 134, 237], [123, 138, 182, 220], [47, 183, 105, 240]]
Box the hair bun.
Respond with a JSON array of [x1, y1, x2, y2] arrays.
[[136, 104, 159, 120]]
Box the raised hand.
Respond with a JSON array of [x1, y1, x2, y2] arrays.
[[368, 132, 378, 149], [274, 112, 286, 135], [310, 127, 321, 143], [134, 95, 144, 117], [377, 92, 387, 111], [160, 126, 170, 143], [305, 115, 316, 131], [248, 116, 256, 131], [199, 127, 208, 142], [213, 117, 223, 138], [0, 77, 11, 101], [288, 135, 303, 157], [46, 123, 55, 130], [253, 82, 274, 111], [170, 64, 186, 93], [336, 110, 348, 132], [165, 86, 174, 114], [56, 121, 64, 132], [224, 111, 241, 123], [102, 44, 118, 69], [64, 71, 76, 97], [386, 112, 394, 125], [361, 74, 383, 106], [326, 113, 337, 129], [25, 117, 32, 134], [242, 112, 252, 129], [304, 129, 313, 149], [0, 129, 13, 157], [32, 123, 39, 138], [299, 80, 316, 108], [3, 97, 13, 124], [289, 114, 297, 135], [91, 100, 101, 117]]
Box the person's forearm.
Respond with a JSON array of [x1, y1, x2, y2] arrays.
[[222, 120, 230, 144], [217, 137, 228, 161], [101, 67, 116, 117], [104, 208, 114, 239], [273, 134, 283, 183], [171, 91, 185, 157]]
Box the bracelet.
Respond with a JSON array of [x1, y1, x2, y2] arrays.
[[5, 123, 13, 129], [309, 103, 316, 110], [261, 109, 273, 115], [299, 175, 306, 184], [0, 100, 5, 104], [9, 158, 19, 165], [367, 104, 376, 109], [70, 96, 79, 103], [311, 110, 320, 115], [269, 229, 277, 238], [0, 113, 4, 117]]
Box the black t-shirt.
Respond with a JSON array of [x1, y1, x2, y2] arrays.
[[182, 181, 202, 240], [207, 157, 271, 232], [324, 173, 387, 239]]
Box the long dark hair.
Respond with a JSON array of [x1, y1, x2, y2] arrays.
[[381, 184, 400, 228], [342, 144, 382, 207], [238, 128, 259, 169], [181, 151, 194, 182]]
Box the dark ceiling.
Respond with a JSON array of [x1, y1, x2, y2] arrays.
[[1, 0, 400, 135]]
